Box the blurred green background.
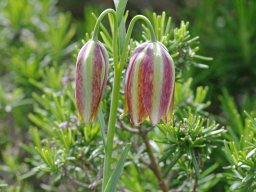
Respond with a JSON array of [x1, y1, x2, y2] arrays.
[[0, 0, 255, 191]]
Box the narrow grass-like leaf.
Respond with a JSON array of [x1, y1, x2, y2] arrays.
[[246, 148, 256, 159], [104, 143, 131, 192], [163, 150, 183, 177], [119, 18, 126, 53], [200, 163, 219, 178], [165, 17, 172, 35], [97, 106, 106, 149], [114, 0, 128, 26], [191, 149, 200, 178]]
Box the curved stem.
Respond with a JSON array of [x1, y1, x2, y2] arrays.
[[119, 15, 156, 70], [92, 9, 116, 41]]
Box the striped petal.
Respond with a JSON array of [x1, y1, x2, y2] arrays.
[[123, 42, 149, 117], [159, 43, 175, 123], [142, 43, 164, 125], [142, 42, 175, 125], [125, 41, 175, 126], [126, 44, 150, 125], [75, 40, 109, 123]]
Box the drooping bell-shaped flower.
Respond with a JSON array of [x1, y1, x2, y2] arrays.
[[75, 40, 108, 123], [124, 41, 175, 126]]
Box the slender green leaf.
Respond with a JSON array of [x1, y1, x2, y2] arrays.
[[200, 163, 219, 178], [97, 106, 106, 149], [113, 0, 127, 52], [114, 0, 128, 26], [191, 149, 200, 178], [119, 19, 126, 53], [163, 150, 183, 177], [104, 143, 131, 192]]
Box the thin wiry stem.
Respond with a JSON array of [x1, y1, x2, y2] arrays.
[[117, 120, 139, 134], [139, 130, 169, 192]]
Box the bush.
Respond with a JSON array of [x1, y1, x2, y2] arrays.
[[0, 0, 255, 191]]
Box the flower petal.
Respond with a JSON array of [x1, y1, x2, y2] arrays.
[[142, 43, 160, 125], [75, 40, 108, 123], [143, 42, 174, 125], [159, 44, 175, 123], [125, 41, 175, 126], [90, 43, 108, 121], [123, 43, 149, 119], [127, 45, 149, 125]]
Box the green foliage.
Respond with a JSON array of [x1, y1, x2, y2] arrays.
[[184, 0, 256, 98], [220, 91, 256, 191], [155, 79, 225, 191], [223, 113, 256, 191], [159, 114, 224, 174], [175, 78, 211, 116], [0, 0, 255, 191], [0, 0, 77, 190]]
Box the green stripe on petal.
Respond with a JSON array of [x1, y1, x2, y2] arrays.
[[75, 40, 109, 124], [150, 43, 164, 124], [82, 41, 95, 122]]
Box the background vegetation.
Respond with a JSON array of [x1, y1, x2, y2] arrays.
[[0, 0, 255, 191]]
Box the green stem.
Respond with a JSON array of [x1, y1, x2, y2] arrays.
[[92, 9, 116, 41], [102, 11, 119, 191], [119, 15, 156, 71], [102, 69, 122, 191]]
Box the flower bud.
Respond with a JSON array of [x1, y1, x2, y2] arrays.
[[75, 40, 108, 123], [124, 41, 175, 126]]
